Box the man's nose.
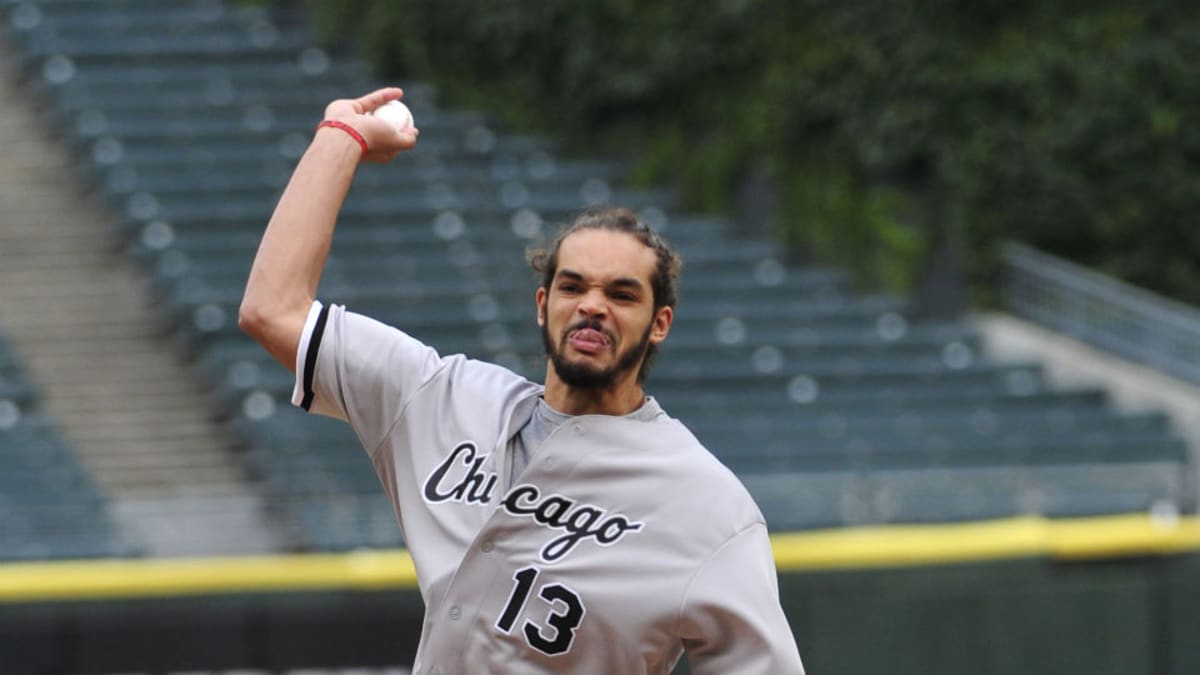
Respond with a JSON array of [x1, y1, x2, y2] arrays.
[[577, 288, 607, 317]]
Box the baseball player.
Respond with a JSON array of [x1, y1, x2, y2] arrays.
[[240, 87, 804, 675]]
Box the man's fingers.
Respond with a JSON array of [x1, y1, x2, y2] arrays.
[[354, 87, 405, 114], [361, 127, 420, 164], [322, 87, 407, 124], [321, 89, 417, 164]]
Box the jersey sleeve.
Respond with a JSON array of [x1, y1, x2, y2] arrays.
[[290, 301, 445, 452], [678, 523, 806, 675]]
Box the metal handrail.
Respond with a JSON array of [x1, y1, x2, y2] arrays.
[[1002, 242, 1200, 386]]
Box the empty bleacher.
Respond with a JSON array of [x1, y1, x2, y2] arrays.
[[0, 322, 136, 561], [0, 0, 1192, 555]]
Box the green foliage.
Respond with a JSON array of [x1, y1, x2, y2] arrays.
[[298, 0, 1200, 304]]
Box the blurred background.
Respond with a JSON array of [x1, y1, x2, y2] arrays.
[[1, 1, 1199, 673]]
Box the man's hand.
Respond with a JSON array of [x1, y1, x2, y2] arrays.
[[321, 87, 420, 163], [241, 87, 420, 370]]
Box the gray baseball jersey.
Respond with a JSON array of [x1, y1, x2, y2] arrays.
[[291, 301, 805, 675]]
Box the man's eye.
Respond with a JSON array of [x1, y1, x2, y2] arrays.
[[613, 292, 636, 301], [559, 283, 580, 293]]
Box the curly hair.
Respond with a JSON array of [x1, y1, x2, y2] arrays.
[[528, 207, 682, 309]]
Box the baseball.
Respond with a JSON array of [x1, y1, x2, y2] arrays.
[[373, 100, 414, 131]]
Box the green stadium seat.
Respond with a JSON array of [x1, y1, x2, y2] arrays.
[[2, 0, 1189, 556]]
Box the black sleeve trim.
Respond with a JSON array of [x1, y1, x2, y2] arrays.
[[300, 304, 331, 412]]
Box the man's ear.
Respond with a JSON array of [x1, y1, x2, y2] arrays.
[[649, 305, 673, 344], [535, 286, 547, 327]]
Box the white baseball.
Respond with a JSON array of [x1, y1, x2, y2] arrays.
[[373, 100, 414, 131]]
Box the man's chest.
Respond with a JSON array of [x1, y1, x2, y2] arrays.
[[397, 423, 703, 647]]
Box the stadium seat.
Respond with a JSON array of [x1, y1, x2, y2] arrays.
[[2, 0, 1191, 556], [0, 328, 138, 561]]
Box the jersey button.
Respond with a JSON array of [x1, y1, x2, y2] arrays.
[[449, 605, 462, 621], [572, 423, 583, 434], [480, 540, 494, 553]]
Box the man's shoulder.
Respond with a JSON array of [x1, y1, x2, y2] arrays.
[[383, 346, 543, 432], [684, 438, 762, 509], [639, 415, 766, 531], [423, 351, 542, 396]]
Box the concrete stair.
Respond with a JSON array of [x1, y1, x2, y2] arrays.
[[0, 37, 286, 557]]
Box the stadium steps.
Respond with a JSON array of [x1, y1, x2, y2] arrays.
[[0, 0, 1191, 551], [0, 35, 283, 557], [977, 312, 1200, 493]]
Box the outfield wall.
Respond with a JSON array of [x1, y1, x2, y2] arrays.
[[3, 514, 1200, 675]]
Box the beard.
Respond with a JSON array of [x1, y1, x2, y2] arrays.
[[542, 317, 653, 390]]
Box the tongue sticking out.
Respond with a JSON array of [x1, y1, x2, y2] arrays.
[[569, 328, 608, 354]]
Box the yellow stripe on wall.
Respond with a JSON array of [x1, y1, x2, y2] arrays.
[[771, 512, 1200, 571], [1047, 512, 1200, 559], [0, 550, 417, 603], [1, 513, 1198, 604], [770, 515, 1051, 570]]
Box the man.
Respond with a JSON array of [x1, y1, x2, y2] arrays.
[[240, 87, 804, 675]]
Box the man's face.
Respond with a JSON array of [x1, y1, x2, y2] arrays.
[[536, 229, 672, 390]]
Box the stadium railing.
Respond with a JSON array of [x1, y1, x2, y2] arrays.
[[1003, 241, 1200, 386]]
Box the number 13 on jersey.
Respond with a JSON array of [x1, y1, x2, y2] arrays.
[[495, 566, 586, 656]]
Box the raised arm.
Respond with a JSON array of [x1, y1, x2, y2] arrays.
[[239, 88, 419, 369]]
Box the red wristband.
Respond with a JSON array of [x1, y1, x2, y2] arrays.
[[316, 119, 367, 157]]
